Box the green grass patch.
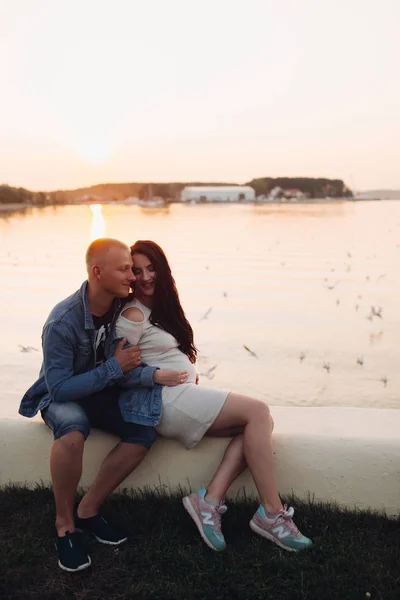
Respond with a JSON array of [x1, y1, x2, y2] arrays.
[[0, 484, 399, 600]]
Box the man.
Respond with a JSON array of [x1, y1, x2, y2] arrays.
[[19, 238, 159, 572]]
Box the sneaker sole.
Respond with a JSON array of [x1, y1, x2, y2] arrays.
[[58, 555, 92, 572], [249, 519, 299, 552], [182, 496, 225, 552], [75, 528, 128, 546]]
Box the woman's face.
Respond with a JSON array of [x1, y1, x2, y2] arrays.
[[132, 253, 157, 298]]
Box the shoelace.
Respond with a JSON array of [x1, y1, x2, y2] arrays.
[[272, 505, 300, 536], [209, 503, 227, 535]]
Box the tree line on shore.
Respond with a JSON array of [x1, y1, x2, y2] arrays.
[[0, 177, 352, 207]]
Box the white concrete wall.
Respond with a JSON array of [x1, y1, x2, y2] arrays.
[[1, 406, 400, 516]]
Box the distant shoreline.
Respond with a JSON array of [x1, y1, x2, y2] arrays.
[[0, 202, 31, 212]]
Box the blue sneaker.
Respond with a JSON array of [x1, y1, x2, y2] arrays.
[[56, 531, 91, 572], [182, 488, 227, 551], [250, 505, 313, 552], [75, 513, 128, 545]]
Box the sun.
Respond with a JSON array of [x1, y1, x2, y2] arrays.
[[75, 135, 112, 164]]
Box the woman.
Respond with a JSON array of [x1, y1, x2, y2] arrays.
[[116, 240, 313, 553]]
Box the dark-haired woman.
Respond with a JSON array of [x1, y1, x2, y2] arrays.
[[115, 240, 313, 553]]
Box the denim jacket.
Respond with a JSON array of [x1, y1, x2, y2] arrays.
[[19, 281, 163, 426]]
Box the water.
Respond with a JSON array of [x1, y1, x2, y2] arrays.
[[1, 200, 400, 417]]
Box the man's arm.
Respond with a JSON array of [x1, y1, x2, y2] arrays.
[[43, 322, 124, 403]]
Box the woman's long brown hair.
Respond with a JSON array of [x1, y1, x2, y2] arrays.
[[130, 240, 197, 363]]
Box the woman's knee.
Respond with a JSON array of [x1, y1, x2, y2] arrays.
[[248, 398, 271, 422]]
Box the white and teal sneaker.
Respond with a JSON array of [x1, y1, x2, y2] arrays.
[[182, 488, 227, 551], [250, 505, 313, 552]]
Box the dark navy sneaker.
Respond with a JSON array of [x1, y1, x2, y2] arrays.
[[56, 531, 91, 572], [75, 513, 128, 545]]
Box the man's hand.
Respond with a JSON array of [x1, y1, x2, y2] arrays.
[[114, 338, 141, 373], [153, 369, 189, 386]]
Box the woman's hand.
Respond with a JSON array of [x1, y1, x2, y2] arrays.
[[153, 369, 189, 386], [195, 373, 199, 385]]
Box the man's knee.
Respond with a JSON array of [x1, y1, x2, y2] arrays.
[[55, 430, 86, 451], [43, 401, 91, 441], [121, 442, 149, 459]]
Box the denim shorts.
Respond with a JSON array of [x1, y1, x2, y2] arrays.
[[41, 387, 157, 449]]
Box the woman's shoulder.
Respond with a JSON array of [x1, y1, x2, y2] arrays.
[[120, 298, 147, 323]]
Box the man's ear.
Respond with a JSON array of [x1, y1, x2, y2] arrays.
[[93, 265, 101, 279]]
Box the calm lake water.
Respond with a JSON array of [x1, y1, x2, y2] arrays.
[[1, 200, 400, 417]]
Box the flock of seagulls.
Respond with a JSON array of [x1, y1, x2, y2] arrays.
[[196, 246, 392, 389]]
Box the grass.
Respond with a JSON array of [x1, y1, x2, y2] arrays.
[[0, 485, 399, 600]]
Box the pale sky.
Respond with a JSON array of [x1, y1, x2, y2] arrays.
[[0, 0, 399, 192]]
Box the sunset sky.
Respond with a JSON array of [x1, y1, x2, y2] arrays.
[[0, 0, 399, 192]]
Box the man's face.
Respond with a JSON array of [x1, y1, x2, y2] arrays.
[[98, 247, 135, 297]]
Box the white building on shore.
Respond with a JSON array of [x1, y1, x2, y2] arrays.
[[181, 185, 255, 203]]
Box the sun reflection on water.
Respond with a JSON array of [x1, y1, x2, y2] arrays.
[[90, 204, 105, 240]]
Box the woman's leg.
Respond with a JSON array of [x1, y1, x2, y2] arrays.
[[183, 396, 312, 552], [203, 434, 247, 504], [203, 416, 274, 504], [206, 393, 282, 514]]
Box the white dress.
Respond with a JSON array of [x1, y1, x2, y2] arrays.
[[115, 298, 228, 449]]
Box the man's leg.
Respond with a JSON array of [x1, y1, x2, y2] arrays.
[[77, 442, 148, 518], [42, 402, 92, 572], [76, 389, 156, 520], [51, 431, 86, 535], [42, 402, 90, 536]]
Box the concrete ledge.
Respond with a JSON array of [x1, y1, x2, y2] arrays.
[[1, 407, 400, 516]]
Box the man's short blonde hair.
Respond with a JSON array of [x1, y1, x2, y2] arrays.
[[85, 238, 130, 272]]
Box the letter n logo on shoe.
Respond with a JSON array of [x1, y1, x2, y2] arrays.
[[272, 525, 290, 539], [201, 511, 214, 526]]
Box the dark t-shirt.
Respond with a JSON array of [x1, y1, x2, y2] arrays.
[[92, 305, 114, 366]]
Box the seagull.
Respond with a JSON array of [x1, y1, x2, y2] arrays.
[[243, 345, 258, 359], [367, 306, 383, 320], [19, 345, 39, 353], [325, 281, 340, 290], [381, 376, 388, 387], [200, 365, 218, 380], [323, 362, 330, 373], [299, 352, 306, 362], [199, 307, 212, 321], [356, 356, 364, 366]]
